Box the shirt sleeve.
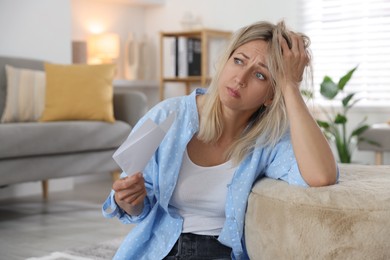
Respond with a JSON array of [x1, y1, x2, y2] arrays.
[[264, 132, 309, 187]]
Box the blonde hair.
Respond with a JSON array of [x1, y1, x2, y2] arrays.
[[197, 20, 312, 165]]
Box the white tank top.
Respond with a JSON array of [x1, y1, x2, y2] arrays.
[[170, 149, 236, 236]]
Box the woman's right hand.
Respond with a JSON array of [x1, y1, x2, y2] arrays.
[[113, 172, 146, 216]]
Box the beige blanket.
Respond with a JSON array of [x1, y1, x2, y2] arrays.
[[245, 164, 390, 260]]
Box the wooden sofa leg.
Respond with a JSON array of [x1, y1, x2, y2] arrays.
[[111, 170, 121, 182], [42, 180, 48, 200], [375, 152, 383, 165]]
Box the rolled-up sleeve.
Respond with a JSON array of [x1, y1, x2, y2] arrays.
[[264, 132, 309, 187]]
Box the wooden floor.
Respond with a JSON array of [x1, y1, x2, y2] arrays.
[[0, 179, 133, 260]]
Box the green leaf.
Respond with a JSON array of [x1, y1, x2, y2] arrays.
[[334, 114, 347, 124], [338, 66, 358, 91], [317, 120, 330, 129], [342, 93, 356, 108], [339, 150, 351, 163], [350, 124, 369, 137], [320, 76, 339, 99], [335, 133, 351, 163], [316, 66, 361, 164], [345, 98, 361, 112]]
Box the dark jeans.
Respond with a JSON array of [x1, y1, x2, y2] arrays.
[[164, 233, 232, 260]]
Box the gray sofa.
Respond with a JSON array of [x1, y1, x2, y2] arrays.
[[0, 56, 148, 198]]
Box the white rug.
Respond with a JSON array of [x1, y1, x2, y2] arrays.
[[26, 238, 122, 260]]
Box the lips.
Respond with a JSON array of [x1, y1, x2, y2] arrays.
[[227, 87, 241, 98]]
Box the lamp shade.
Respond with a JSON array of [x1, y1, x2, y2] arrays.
[[87, 33, 120, 64]]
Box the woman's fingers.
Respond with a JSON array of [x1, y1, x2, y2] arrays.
[[117, 187, 146, 205], [295, 35, 309, 67], [112, 172, 146, 204], [128, 191, 147, 206], [113, 172, 142, 191], [279, 34, 291, 53], [115, 180, 144, 199], [279, 32, 308, 85], [283, 33, 306, 60]]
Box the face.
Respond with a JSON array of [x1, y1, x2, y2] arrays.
[[218, 40, 273, 116]]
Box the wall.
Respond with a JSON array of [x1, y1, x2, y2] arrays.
[[71, 0, 146, 78], [0, 0, 71, 63], [145, 0, 300, 33]]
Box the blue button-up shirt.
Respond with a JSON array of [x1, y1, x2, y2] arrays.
[[103, 88, 309, 260]]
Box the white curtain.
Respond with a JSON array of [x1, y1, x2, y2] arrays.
[[300, 0, 390, 102]]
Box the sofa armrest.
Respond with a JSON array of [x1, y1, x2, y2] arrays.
[[113, 90, 148, 126]]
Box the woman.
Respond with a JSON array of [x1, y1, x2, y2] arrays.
[[102, 20, 338, 260]]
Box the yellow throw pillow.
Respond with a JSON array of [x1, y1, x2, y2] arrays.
[[40, 63, 116, 123]]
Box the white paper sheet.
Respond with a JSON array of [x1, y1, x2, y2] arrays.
[[112, 112, 176, 176]]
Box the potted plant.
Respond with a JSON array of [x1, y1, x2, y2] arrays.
[[316, 66, 374, 163]]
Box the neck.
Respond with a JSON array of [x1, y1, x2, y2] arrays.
[[220, 107, 251, 141], [196, 94, 252, 144]]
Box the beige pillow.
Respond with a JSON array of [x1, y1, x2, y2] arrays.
[[1, 65, 46, 123], [40, 63, 116, 123]]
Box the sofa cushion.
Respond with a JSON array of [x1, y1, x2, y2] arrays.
[[40, 63, 116, 123], [0, 56, 45, 119], [0, 121, 131, 159], [245, 164, 390, 259], [1, 65, 46, 123]]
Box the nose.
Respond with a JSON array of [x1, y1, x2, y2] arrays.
[[237, 80, 245, 88], [234, 70, 248, 88], [235, 77, 246, 88]]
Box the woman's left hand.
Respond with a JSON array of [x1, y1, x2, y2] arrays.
[[279, 33, 309, 92]]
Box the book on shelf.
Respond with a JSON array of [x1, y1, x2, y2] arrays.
[[177, 37, 188, 77], [187, 38, 201, 76], [162, 36, 177, 78], [162, 36, 202, 78]]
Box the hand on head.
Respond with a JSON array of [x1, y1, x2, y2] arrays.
[[278, 32, 310, 91]]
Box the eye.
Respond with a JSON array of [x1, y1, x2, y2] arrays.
[[255, 72, 265, 80], [233, 57, 243, 65]]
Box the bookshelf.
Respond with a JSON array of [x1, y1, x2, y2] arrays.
[[159, 29, 232, 100]]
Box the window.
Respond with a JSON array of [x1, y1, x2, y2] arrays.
[[300, 0, 390, 104]]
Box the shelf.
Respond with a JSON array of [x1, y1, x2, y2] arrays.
[[159, 28, 231, 100], [92, 0, 164, 6], [162, 76, 201, 82], [161, 29, 232, 38]]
